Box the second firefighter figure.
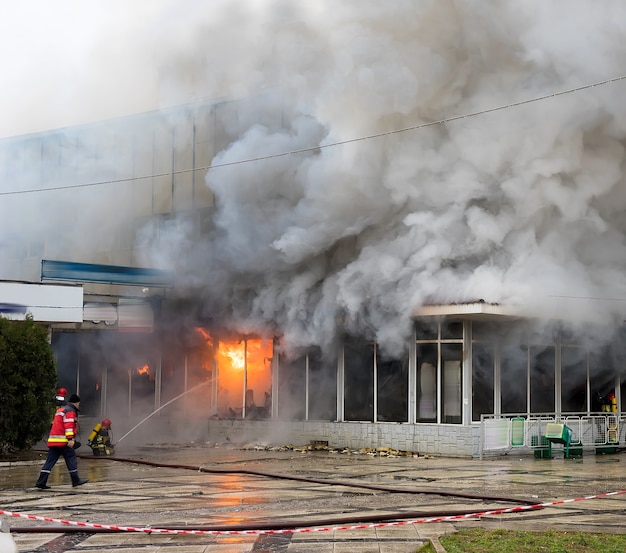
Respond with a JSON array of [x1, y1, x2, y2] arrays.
[[87, 418, 114, 456]]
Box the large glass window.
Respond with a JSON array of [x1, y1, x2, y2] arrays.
[[472, 342, 494, 421], [530, 346, 555, 413], [277, 348, 334, 421], [52, 332, 79, 399], [376, 351, 408, 422], [344, 341, 374, 421], [106, 333, 157, 418], [442, 344, 463, 424], [277, 354, 306, 421], [501, 344, 527, 414], [182, 349, 216, 419], [159, 350, 186, 417], [415, 321, 437, 340], [308, 349, 336, 420], [561, 346, 587, 412], [214, 336, 272, 420], [415, 321, 464, 424], [80, 333, 107, 418], [589, 347, 617, 411], [416, 343, 437, 422], [441, 321, 463, 340]]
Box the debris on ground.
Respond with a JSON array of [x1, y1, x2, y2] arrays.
[[240, 441, 434, 458]]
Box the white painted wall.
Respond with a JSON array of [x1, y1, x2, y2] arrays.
[[0, 282, 83, 323]]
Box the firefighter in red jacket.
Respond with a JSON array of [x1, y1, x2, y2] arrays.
[[35, 394, 89, 489]]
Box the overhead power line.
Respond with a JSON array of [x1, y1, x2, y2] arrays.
[[1, 74, 625, 197]]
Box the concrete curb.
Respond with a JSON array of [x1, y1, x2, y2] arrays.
[[429, 535, 447, 553]]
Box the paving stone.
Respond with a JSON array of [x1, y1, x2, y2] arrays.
[[2, 445, 625, 552]]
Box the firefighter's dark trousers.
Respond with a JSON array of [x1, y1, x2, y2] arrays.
[[36, 445, 81, 486]]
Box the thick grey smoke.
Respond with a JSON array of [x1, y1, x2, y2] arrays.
[[149, 1, 626, 356], [3, 1, 626, 358]]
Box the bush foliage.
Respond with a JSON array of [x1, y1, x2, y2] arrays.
[[0, 316, 57, 454]]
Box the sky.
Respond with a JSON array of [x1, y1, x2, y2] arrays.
[[3, 1, 626, 357], [0, 3, 155, 137]]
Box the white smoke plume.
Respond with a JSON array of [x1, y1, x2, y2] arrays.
[[160, 1, 626, 356], [3, 1, 626, 357]]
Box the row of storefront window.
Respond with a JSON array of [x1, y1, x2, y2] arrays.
[[52, 319, 624, 422]]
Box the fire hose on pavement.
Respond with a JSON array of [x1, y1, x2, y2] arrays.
[[9, 453, 545, 534]]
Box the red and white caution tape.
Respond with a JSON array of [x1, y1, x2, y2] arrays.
[[2, 490, 625, 536]]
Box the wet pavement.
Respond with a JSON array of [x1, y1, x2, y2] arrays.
[[0, 444, 625, 552]]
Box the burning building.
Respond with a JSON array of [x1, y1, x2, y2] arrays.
[[1, 2, 626, 456]]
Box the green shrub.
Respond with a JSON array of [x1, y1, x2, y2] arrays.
[[0, 316, 57, 454]]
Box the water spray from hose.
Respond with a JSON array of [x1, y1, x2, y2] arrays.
[[115, 380, 211, 445]]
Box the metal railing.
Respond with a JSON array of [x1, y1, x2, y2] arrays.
[[479, 412, 625, 459]]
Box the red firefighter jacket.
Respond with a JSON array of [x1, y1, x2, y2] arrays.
[[47, 404, 78, 447]]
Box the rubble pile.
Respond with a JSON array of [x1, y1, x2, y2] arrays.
[[243, 442, 433, 458]]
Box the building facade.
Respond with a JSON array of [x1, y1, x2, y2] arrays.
[[1, 100, 624, 457]]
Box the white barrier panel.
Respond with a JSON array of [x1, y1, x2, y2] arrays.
[[483, 419, 509, 449]]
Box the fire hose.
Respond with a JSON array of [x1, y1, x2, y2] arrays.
[[9, 453, 544, 534]]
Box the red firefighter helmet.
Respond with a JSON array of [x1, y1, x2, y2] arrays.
[[55, 387, 68, 402], [101, 418, 112, 429]]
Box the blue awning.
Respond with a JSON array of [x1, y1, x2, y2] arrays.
[[41, 260, 175, 287], [0, 303, 28, 314]]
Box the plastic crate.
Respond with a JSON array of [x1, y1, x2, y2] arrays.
[[545, 423, 571, 443]]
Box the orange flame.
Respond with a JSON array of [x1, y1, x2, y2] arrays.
[[136, 364, 150, 376], [195, 328, 273, 415], [218, 342, 245, 370], [195, 327, 214, 347], [216, 339, 272, 373]]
